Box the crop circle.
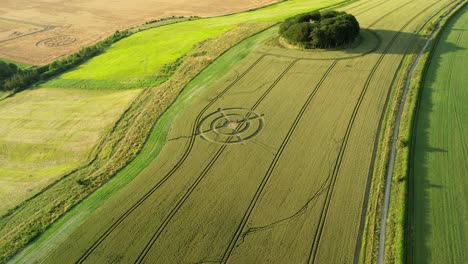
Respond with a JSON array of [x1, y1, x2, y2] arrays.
[[198, 108, 264, 144], [36, 35, 77, 47]]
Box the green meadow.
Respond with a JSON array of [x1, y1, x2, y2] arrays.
[[43, 0, 345, 89]]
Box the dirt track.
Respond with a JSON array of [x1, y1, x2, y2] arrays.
[[0, 0, 276, 65]]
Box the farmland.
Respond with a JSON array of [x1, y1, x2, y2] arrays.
[[0, 0, 278, 65], [39, 0, 346, 89], [410, 5, 467, 263], [0, 0, 346, 234], [8, 0, 457, 263], [0, 88, 141, 215]]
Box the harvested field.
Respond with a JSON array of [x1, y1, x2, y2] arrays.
[[0, 19, 45, 43], [0, 0, 278, 65], [0, 88, 141, 215], [13, 0, 455, 262]]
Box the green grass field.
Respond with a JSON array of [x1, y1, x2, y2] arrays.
[[0, 88, 141, 215], [14, 0, 453, 262], [411, 5, 467, 263], [41, 0, 346, 89]]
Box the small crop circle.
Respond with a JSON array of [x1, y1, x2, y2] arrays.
[[36, 35, 77, 47], [198, 108, 264, 144], [279, 10, 360, 49]]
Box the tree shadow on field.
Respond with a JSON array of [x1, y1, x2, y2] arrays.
[[341, 28, 466, 56], [406, 6, 467, 263], [265, 28, 464, 61]]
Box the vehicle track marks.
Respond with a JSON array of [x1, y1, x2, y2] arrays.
[[76, 54, 268, 263], [219, 60, 338, 263], [307, 3, 439, 264], [134, 60, 299, 263]]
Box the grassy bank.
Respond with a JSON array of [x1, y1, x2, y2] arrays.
[[359, 1, 465, 263], [2, 22, 276, 263], [408, 3, 467, 263]]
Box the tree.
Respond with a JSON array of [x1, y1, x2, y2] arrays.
[[0, 61, 19, 80], [280, 10, 360, 49], [282, 22, 313, 45]]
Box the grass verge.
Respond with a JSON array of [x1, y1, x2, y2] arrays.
[[358, 1, 466, 263], [1, 22, 276, 263]]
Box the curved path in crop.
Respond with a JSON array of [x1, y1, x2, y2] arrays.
[[12, 0, 456, 263]]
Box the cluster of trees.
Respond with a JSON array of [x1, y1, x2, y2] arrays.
[[280, 10, 360, 49], [0, 61, 20, 90], [0, 30, 130, 93]]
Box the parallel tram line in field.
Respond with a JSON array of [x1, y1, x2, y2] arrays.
[[69, 1, 445, 263], [213, 2, 438, 263], [344, 0, 379, 13], [255, 0, 418, 63], [307, 2, 441, 263], [219, 60, 338, 263], [363, 1, 414, 28], [75, 54, 269, 264], [351, 1, 456, 261], [76, 1, 424, 262], [351, 0, 389, 17], [134, 59, 300, 264]]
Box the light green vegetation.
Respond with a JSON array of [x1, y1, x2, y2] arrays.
[[0, 92, 10, 101], [20, 0, 451, 262], [364, 1, 465, 263], [11, 22, 278, 264], [0, 58, 31, 69], [357, 2, 463, 263], [2, 22, 275, 263], [42, 0, 346, 89], [411, 5, 467, 263], [0, 88, 141, 215]]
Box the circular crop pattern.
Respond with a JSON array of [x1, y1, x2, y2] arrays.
[[198, 108, 264, 144], [280, 10, 360, 49], [36, 35, 77, 47]]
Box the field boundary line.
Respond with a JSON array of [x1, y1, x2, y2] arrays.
[[405, 3, 466, 262], [364, 1, 467, 263], [75, 54, 269, 263], [354, 0, 459, 263], [377, 1, 462, 262], [220, 60, 338, 263], [134, 59, 299, 264], [345, 0, 379, 13], [352, 0, 388, 17], [307, 2, 439, 262], [0, 87, 145, 221], [2, 22, 279, 264]]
